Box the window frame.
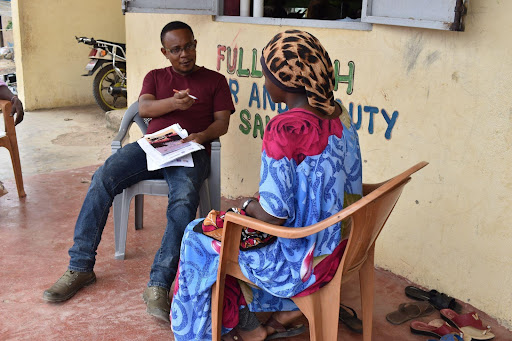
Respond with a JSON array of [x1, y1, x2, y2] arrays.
[[122, 0, 465, 31], [361, 0, 466, 31], [122, 0, 219, 15], [215, 16, 372, 30]]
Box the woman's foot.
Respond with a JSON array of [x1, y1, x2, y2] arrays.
[[239, 325, 267, 340], [264, 311, 306, 340], [222, 311, 305, 341]]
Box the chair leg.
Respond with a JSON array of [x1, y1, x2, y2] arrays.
[[113, 191, 130, 260], [292, 281, 341, 341], [134, 194, 144, 230], [211, 279, 224, 341], [198, 180, 211, 217], [7, 136, 26, 198], [359, 248, 375, 341]]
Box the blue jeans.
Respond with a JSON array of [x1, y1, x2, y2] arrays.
[[68, 142, 210, 290]]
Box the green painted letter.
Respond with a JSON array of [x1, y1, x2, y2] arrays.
[[239, 109, 251, 135]]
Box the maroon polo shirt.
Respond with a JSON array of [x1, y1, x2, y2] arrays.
[[139, 66, 234, 141]]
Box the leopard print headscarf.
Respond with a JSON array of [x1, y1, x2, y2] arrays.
[[261, 29, 336, 115]]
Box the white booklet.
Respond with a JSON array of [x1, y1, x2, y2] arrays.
[[137, 124, 204, 171]]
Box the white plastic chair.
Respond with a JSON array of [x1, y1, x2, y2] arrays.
[[111, 102, 221, 260]]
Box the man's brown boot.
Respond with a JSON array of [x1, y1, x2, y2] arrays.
[[142, 286, 170, 322], [43, 269, 96, 302]]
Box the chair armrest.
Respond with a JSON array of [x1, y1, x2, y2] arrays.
[[0, 99, 14, 135], [362, 182, 387, 196], [111, 102, 146, 154], [222, 161, 429, 239], [210, 138, 221, 150], [207, 138, 221, 211], [223, 210, 352, 240]]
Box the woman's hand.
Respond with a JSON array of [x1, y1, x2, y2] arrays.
[[241, 197, 286, 226]]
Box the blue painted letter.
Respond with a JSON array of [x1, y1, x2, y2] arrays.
[[364, 106, 379, 134], [229, 79, 239, 104], [249, 82, 261, 108], [381, 108, 399, 140]]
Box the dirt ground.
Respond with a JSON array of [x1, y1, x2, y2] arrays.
[[0, 57, 16, 75], [0, 104, 115, 182]]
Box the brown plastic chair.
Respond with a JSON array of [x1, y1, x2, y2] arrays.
[[0, 99, 25, 198], [211, 161, 428, 341]]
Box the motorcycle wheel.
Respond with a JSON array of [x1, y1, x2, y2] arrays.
[[92, 63, 127, 112]]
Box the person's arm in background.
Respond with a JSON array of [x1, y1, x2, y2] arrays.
[[0, 85, 24, 125]]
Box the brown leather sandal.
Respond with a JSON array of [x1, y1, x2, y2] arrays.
[[221, 327, 245, 341]]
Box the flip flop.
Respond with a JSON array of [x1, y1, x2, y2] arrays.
[[386, 301, 435, 325], [410, 318, 462, 338], [428, 335, 464, 341], [440, 309, 495, 340], [405, 285, 462, 312], [263, 315, 307, 340], [339, 303, 363, 333]]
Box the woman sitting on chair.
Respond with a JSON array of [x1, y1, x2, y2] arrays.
[[171, 30, 363, 341]]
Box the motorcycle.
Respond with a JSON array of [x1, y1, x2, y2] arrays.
[[76, 36, 127, 112]]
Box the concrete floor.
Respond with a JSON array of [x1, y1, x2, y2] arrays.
[[1, 105, 511, 340], [0, 105, 114, 181]]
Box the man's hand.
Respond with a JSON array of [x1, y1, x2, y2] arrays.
[[10, 95, 24, 125], [181, 132, 207, 145], [172, 89, 195, 111]]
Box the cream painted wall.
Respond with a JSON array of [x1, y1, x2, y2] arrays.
[[125, 1, 512, 328], [11, 0, 125, 110]]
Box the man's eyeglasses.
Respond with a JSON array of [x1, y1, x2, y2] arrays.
[[164, 42, 197, 55]]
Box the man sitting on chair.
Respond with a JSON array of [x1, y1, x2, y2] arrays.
[[43, 21, 235, 323]]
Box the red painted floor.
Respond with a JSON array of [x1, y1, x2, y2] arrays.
[[1, 165, 511, 340]]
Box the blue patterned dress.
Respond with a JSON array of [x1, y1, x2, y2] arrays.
[[171, 108, 362, 340]]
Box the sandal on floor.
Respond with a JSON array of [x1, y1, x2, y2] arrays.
[[405, 285, 462, 312], [410, 319, 462, 338], [428, 334, 464, 341], [440, 309, 495, 340], [386, 301, 435, 325], [263, 315, 307, 340], [221, 327, 245, 341], [339, 304, 363, 333]]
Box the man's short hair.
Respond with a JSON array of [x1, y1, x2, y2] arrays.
[[160, 21, 194, 45]]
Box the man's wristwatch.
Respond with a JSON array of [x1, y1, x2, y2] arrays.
[[242, 198, 255, 211]]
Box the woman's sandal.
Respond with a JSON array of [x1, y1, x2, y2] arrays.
[[263, 315, 307, 340], [339, 303, 363, 333], [440, 309, 495, 340], [405, 285, 462, 312], [410, 318, 462, 338]]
